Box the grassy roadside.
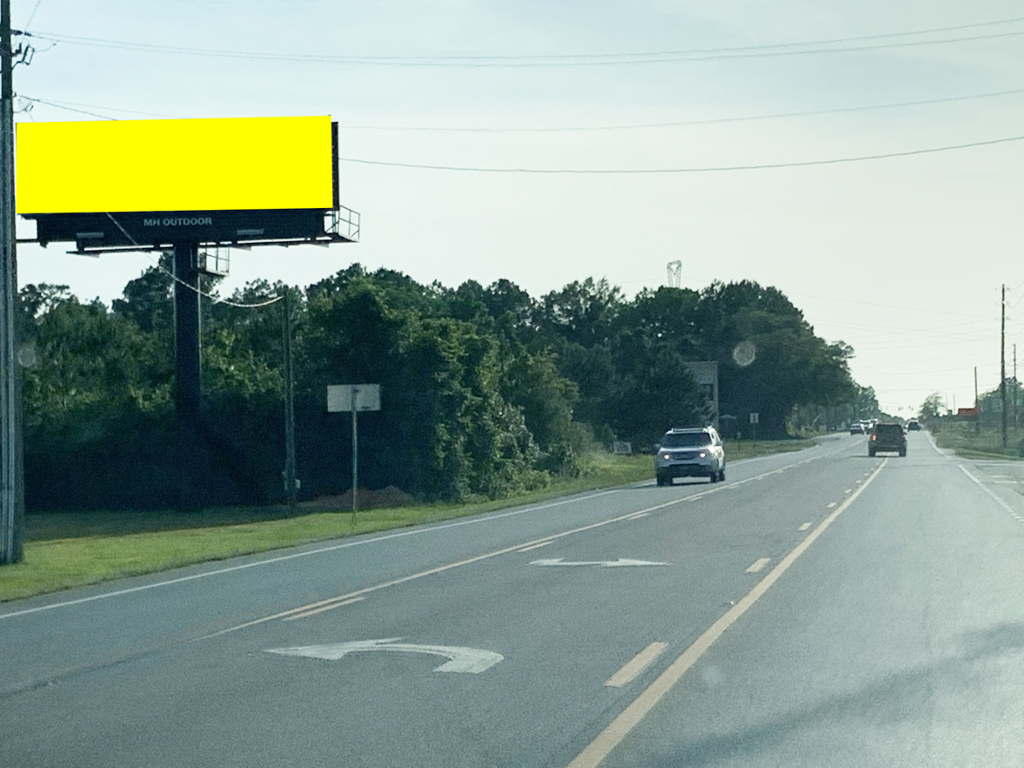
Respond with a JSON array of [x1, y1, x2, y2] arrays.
[[932, 422, 1024, 461], [1, 439, 816, 603]]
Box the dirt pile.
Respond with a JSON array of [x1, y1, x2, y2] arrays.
[[298, 486, 415, 511]]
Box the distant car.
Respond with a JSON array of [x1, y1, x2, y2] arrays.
[[850, 421, 865, 434], [906, 419, 921, 431], [869, 422, 907, 457], [655, 427, 726, 485]]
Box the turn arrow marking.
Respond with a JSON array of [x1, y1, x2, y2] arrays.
[[266, 638, 503, 673], [530, 558, 669, 567]]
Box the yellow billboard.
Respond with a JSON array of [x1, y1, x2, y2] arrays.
[[16, 116, 335, 215]]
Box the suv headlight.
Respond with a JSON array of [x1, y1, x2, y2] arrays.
[[698, 451, 707, 458]]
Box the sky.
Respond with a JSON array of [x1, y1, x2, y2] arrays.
[[9, 0, 1024, 418]]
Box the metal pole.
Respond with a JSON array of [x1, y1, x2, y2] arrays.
[[174, 242, 201, 510], [351, 386, 359, 518], [282, 290, 296, 507], [0, 0, 23, 564]]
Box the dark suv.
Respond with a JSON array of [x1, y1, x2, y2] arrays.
[[869, 422, 906, 457]]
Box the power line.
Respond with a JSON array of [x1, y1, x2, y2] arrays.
[[24, 84, 1024, 133], [21, 18, 1024, 68], [18, 95, 175, 120], [102, 214, 282, 309], [338, 133, 1024, 174], [340, 87, 1024, 133]]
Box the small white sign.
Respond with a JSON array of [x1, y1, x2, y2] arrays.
[[327, 384, 381, 412], [749, 412, 759, 424]]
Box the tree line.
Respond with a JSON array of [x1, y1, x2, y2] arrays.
[[17, 263, 862, 510]]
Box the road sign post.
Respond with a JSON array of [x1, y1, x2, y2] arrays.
[[327, 384, 381, 518]]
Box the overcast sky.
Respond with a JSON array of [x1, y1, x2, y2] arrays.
[[10, 1, 1024, 417]]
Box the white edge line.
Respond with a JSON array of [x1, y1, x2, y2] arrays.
[[0, 489, 620, 620], [958, 464, 1018, 516], [566, 457, 888, 768], [1, 439, 853, 622]]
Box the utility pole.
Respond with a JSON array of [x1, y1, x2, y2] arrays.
[[1001, 284, 1008, 449], [0, 0, 23, 565], [282, 290, 297, 507], [975, 366, 980, 435], [1014, 343, 1018, 430]]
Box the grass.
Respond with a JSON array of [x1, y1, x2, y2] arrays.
[[932, 421, 1024, 461], [0, 440, 817, 603]]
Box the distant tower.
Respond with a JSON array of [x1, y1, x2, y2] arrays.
[[667, 260, 682, 288]]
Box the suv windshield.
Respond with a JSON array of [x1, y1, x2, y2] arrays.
[[662, 432, 712, 448], [875, 424, 903, 436]]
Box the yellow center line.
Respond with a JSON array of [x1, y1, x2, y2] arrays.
[[745, 557, 771, 573], [567, 458, 888, 768], [199, 452, 838, 641], [518, 540, 555, 553], [283, 597, 365, 621], [605, 642, 668, 688]]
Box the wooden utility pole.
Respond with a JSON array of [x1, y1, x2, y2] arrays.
[[0, 0, 23, 564], [1001, 284, 1007, 449], [975, 366, 980, 435]]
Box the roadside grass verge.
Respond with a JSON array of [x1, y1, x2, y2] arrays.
[[933, 422, 1024, 461], [1, 440, 815, 603]]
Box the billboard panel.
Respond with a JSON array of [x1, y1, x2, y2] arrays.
[[16, 116, 334, 214]]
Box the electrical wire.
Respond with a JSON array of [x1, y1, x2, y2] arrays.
[[25, 84, 1024, 133], [339, 87, 1024, 133], [102, 214, 282, 309], [19, 96, 176, 120], [22, 17, 1024, 68], [22, 0, 44, 32], [338, 133, 1024, 174]]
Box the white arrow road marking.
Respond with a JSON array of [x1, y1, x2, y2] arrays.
[[266, 638, 503, 673], [530, 558, 669, 567]]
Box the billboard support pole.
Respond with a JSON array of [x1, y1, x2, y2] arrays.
[[352, 387, 359, 519], [0, 0, 23, 564], [282, 290, 297, 507], [174, 242, 202, 510]]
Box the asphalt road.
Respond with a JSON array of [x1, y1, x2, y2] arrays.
[[2, 431, 1023, 767]]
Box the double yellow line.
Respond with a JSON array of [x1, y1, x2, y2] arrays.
[[567, 458, 888, 768]]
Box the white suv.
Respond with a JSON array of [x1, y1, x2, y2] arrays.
[[655, 427, 726, 486]]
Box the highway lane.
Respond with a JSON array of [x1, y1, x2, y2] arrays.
[[4, 432, 1020, 766], [596, 431, 1024, 767], [0, 437, 846, 696]]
